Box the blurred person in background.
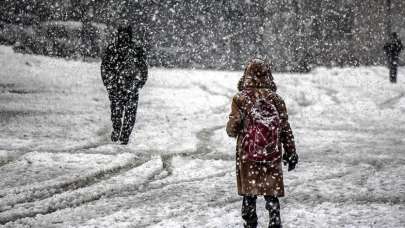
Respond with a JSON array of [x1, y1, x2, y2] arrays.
[[384, 32, 403, 83]]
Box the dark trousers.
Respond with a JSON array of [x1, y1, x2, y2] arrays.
[[389, 64, 398, 83], [109, 90, 139, 141], [242, 196, 281, 228], [388, 58, 399, 83]]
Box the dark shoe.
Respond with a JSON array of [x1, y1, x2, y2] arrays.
[[242, 196, 258, 228], [111, 131, 120, 142], [119, 135, 129, 145], [265, 196, 282, 228], [243, 222, 258, 228]]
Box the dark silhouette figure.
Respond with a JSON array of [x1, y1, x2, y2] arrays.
[[384, 32, 403, 83], [101, 25, 148, 145], [295, 51, 313, 73]]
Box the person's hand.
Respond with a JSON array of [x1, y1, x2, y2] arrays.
[[283, 152, 298, 171]]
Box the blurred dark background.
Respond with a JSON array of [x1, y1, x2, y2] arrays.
[[0, 0, 404, 71]]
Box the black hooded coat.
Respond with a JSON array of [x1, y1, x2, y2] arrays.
[[100, 26, 148, 143]]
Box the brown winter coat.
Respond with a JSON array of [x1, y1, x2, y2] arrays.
[[226, 60, 296, 197]]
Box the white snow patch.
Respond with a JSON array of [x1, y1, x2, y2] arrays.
[[0, 46, 404, 227]]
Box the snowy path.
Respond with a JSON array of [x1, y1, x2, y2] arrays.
[[0, 46, 404, 227]]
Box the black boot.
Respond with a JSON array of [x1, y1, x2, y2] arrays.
[[242, 196, 258, 228], [243, 222, 258, 228], [119, 134, 130, 145], [243, 223, 258, 228], [111, 131, 120, 142], [265, 196, 282, 228]]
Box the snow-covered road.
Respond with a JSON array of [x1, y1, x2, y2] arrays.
[[0, 46, 404, 227]]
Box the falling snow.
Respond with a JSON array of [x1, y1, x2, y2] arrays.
[[0, 46, 404, 227], [0, 1, 405, 227]]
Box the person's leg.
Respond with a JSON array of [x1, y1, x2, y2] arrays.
[[109, 93, 124, 142], [120, 91, 139, 144], [242, 196, 258, 228], [264, 196, 282, 228], [391, 62, 398, 83]]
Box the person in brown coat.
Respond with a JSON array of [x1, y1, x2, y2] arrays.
[[227, 59, 298, 228]]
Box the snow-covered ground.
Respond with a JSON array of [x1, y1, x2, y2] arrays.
[[0, 45, 404, 227]]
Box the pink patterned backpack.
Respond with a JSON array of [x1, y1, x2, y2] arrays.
[[241, 90, 281, 162]]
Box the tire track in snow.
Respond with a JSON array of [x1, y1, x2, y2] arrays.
[[103, 125, 232, 201], [142, 169, 230, 195], [2, 114, 231, 224], [379, 92, 405, 109], [114, 195, 241, 228], [315, 86, 341, 104], [0, 83, 231, 225], [35, 173, 237, 228], [0, 154, 148, 213], [0, 158, 163, 225], [0, 126, 113, 168], [126, 131, 230, 197], [196, 125, 224, 155], [149, 125, 225, 161], [1, 152, 182, 226], [284, 189, 404, 206], [196, 83, 233, 99], [198, 153, 234, 161], [91, 168, 233, 227], [284, 162, 405, 206]]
